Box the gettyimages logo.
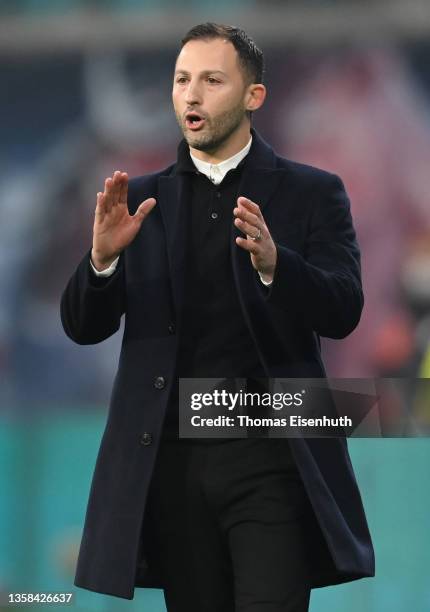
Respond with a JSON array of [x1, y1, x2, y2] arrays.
[[190, 388, 304, 411], [178, 377, 430, 439]]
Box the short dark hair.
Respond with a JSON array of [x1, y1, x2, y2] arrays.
[[179, 22, 265, 120]]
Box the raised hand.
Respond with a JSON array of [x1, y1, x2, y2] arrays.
[[91, 170, 156, 271], [233, 196, 277, 283]]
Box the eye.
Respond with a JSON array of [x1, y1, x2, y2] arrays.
[[207, 77, 220, 84], [176, 76, 187, 84]]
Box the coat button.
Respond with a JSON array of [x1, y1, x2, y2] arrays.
[[168, 323, 176, 334], [139, 432, 153, 446], [154, 376, 166, 389]]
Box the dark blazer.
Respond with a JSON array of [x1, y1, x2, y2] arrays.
[[60, 127, 375, 600]]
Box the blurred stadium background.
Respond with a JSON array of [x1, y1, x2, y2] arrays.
[[1, 1, 430, 610]]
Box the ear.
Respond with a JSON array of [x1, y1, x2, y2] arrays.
[[245, 84, 266, 112]]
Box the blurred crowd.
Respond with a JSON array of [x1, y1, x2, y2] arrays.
[[277, 47, 430, 379]]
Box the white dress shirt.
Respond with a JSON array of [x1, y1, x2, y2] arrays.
[[189, 135, 252, 185], [90, 135, 272, 286]]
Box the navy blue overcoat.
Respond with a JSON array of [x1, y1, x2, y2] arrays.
[[60, 128, 375, 599]]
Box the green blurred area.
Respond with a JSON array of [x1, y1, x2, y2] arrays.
[[0, 0, 251, 15], [0, 414, 429, 611]]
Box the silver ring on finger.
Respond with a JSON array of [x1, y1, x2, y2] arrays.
[[248, 227, 262, 241]]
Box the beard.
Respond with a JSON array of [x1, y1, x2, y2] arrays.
[[175, 99, 247, 153]]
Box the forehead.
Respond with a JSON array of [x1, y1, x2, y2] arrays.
[[175, 38, 240, 74]]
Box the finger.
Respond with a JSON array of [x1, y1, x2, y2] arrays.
[[235, 235, 260, 255], [104, 177, 115, 212], [237, 196, 263, 219], [133, 197, 157, 221], [119, 172, 128, 204], [95, 192, 105, 218], [233, 205, 260, 227], [111, 170, 122, 206], [234, 216, 262, 239], [104, 170, 122, 211]]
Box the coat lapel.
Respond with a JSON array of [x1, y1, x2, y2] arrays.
[[157, 173, 190, 323]]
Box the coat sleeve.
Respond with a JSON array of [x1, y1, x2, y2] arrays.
[[60, 248, 126, 345], [265, 173, 364, 339]]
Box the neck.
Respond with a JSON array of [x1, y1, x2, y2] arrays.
[[189, 122, 251, 164]]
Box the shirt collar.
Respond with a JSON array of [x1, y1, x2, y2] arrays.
[[190, 135, 252, 184]]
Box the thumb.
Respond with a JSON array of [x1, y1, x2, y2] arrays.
[[134, 197, 157, 220]]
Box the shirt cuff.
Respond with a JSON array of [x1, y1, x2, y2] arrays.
[[258, 271, 273, 287], [89, 256, 120, 277]]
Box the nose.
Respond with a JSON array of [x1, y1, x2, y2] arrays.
[[185, 79, 203, 106]]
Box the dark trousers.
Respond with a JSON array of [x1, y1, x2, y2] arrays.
[[144, 437, 312, 612]]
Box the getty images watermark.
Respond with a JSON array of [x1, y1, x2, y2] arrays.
[[188, 386, 348, 427], [178, 378, 430, 438]]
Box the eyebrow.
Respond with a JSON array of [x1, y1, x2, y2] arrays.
[[174, 69, 227, 77]]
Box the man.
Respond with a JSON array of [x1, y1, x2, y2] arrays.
[[60, 23, 374, 612]]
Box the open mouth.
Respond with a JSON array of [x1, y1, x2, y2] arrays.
[[185, 112, 206, 131]]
